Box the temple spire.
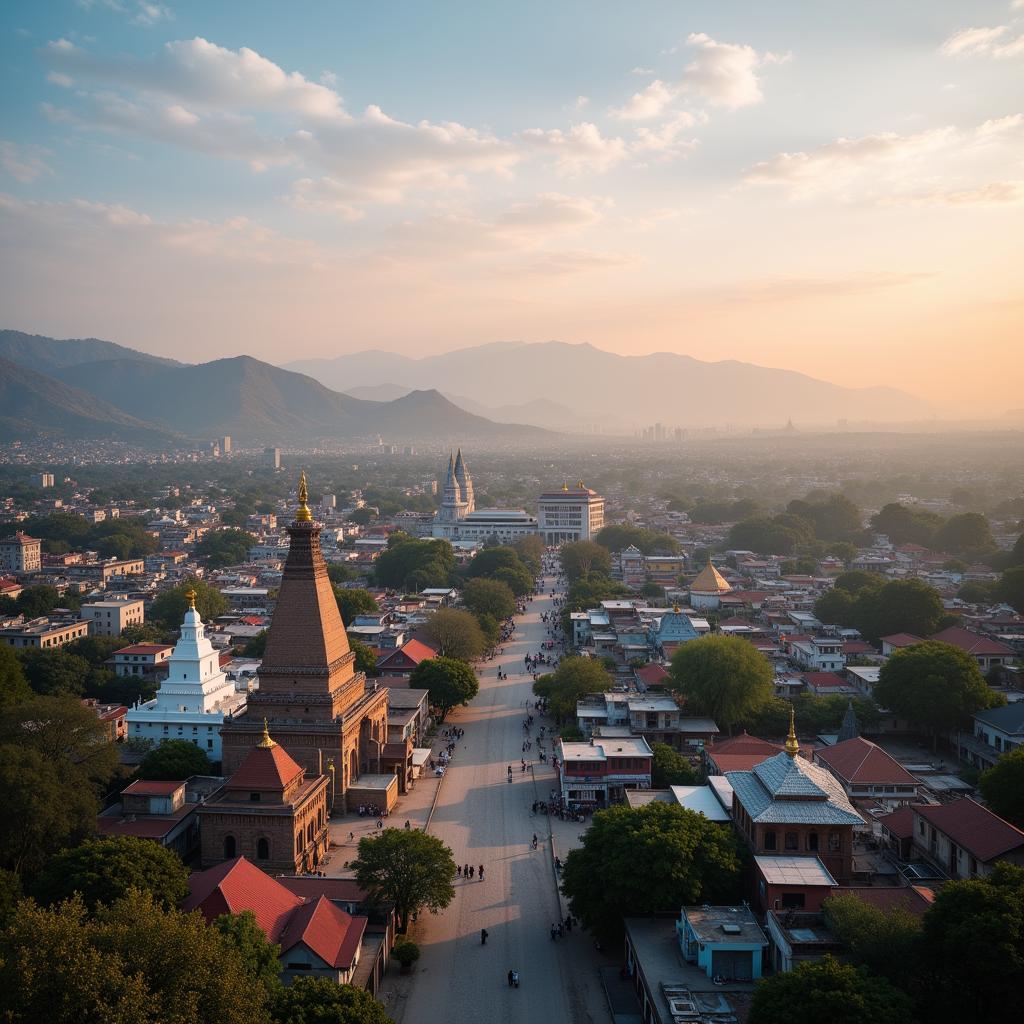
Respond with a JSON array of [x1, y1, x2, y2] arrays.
[[258, 719, 277, 748], [784, 705, 800, 758], [185, 586, 197, 610], [296, 470, 313, 523]]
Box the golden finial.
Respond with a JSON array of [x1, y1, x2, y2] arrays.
[[784, 705, 799, 758], [258, 718, 277, 748], [577, 479, 584, 489], [296, 470, 313, 522], [562, 480, 569, 492], [184, 586, 197, 610]]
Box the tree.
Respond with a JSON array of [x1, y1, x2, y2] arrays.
[[934, 512, 996, 558], [14, 584, 62, 619], [0, 869, 21, 929], [650, 742, 696, 788], [920, 863, 1024, 1023], [0, 744, 96, 878], [874, 641, 1003, 749], [270, 977, 393, 1024], [532, 657, 611, 722], [834, 569, 885, 594], [409, 658, 478, 720], [350, 638, 379, 677], [31, 835, 188, 910], [995, 565, 1024, 612], [560, 540, 612, 582], [421, 608, 485, 660], [150, 578, 228, 629], [958, 581, 997, 605], [667, 635, 773, 734], [813, 587, 854, 626], [561, 804, 740, 943], [243, 629, 268, 657], [979, 747, 1024, 829], [727, 515, 813, 556], [137, 738, 214, 779], [326, 563, 357, 585], [0, 644, 30, 708], [748, 956, 912, 1024], [351, 828, 456, 933], [870, 502, 942, 546], [823, 893, 922, 984], [787, 494, 863, 541], [462, 578, 516, 621], [594, 524, 680, 555], [851, 578, 945, 643], [0, 891, 273, 1024], [195, 528, 256, 568], [334, 587, 378, 626], [16, 649, 91, 696], [374, 537, 454, 590], [214, 910, 282, 994], [392, 939, 421, 974], [512, 534, 544, 573], [465, 546, 521, 580]]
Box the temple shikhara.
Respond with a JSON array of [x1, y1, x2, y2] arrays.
[[220, 472, 400, 813]]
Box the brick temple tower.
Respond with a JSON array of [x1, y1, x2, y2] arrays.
[[220, 472, 389, 810]]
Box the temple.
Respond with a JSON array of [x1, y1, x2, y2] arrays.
[[220, 472, 393, 811]]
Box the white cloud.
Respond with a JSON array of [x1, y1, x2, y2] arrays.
[[494, 193, 608, 235], [898, 180, 1024, 206], [0, 141, 55, 182], [680, 32, 789, 109], [74, 1, 172, 27], [520, 122, 628, 174], [940, 24, 1024, 59], [630, 113, 699, 160], [609, 79, 676, 121], [573, 95, 589, 110]]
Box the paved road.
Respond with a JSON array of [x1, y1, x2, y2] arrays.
[[378, 568, 612, 1024]]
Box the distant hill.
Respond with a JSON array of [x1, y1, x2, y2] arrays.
[[0, 356, 175, 445], [288, 340, 933, 428], [0, 329, 180, 374]]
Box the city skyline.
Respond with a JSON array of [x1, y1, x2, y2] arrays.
[[1, 1, 1022, 413]]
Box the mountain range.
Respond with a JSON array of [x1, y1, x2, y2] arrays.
[[286, 341, 933, 428], [0, 331, 544, 445]]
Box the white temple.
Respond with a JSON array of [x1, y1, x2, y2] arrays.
[[126, 588, 246, 761]]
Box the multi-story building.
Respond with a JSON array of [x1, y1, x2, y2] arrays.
[[112, 642, 173, 677], [82, 697, 128, 741], [264, 447, 281, 470], [66, 559, 145, 586], [81, 598, 145, 637], [0, 616, 90, 649], [34, 473, 55, 489], [538, 482, 605, 544], [0, 531, 42, 573], [813, 736, 922, 807], [558, 735, 653, 806]]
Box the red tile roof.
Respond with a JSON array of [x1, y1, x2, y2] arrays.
[[705, 733, 783, 773], [114, 644, 173, 656], [226, 741, 303, 792], [815, 737, 919, 786], [122, 779, 184, 796], [377, 638, 437, 668], [634, 663, 670, 687], [876, 804, 916, 839], [183, 857, 302, 940], [928, 626, 1015, 657], [802, 672, 853, 690], [840, 886, 934, 917], [278, 877, 367, 903], [97, 811, 193, 840], [278, 895, 366, 969], [842, 640, 878, 655], [914, 798, 1024, 863], [880, 633, 924, 647]]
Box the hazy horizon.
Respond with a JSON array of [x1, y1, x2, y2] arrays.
[[2, 1, 1022, 414]]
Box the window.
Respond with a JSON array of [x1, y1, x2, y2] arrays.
[[785, 832, 799, 851], [763, 831, 777, 851], [256, 838, 269, 860], [807, 832, 819, 852], [781, 893, 805, 909], [828, 832, 841, 852], [250, 792, 261, 802], [223, 835, 236, 858], [207, 740, 213, 750]]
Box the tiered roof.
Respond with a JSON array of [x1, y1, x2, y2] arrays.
[[690, 561, 732, 595]]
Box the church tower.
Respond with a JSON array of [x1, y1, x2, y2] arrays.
[[219, 473, 390, 808], [453, 448, 474, 516]]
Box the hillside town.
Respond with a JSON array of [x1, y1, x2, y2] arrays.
[[1, 437, 1023, 1024]]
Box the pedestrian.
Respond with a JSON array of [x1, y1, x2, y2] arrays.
[[376, 819, 383, 830], [508, 969, 514, 987], [469, 865, 475, 879], [479, 864, 484, 880], [404, 819, 411, 830], [481, 928, 488, 945], [457, 864, 462, 877], [464, 863, 470, 877]]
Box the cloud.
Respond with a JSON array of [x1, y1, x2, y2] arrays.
[[680, 32, 789, 109], [494, 193, 608, 235], [630, 113, 699, 159], [891, 180, 1024, 206], [940, 24, 1024, 59], [0, 141, 54, 182], [74, 1, 173, 27], [609, 79, 675, 121], [44, 36, 345, 118], [520, 122, 628, 174]]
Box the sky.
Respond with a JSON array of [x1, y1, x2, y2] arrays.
[[1, 0, 1022, 413]]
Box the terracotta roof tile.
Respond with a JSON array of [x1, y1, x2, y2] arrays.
[[278, 895, 367, 969], [915, 798, 1024, 863], [928, 626, 1015, 657], [226, 742, 303, 792], [815, 737, 919, 786]]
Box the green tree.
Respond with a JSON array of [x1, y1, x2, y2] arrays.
[[957, 581, 997, 605], [560, 540, 612, 582], [214, 910, 282, 994], [0, 644, 30, 708], [462, 578, 516, 621], [15, 584, 62, 619], [409, 657, 479, 720], [16, 648, 91, 696], [326, 563, 357, 585], [870, 502, 942, 546], [0, 744, 97, 877], [150, 578, 228, 629], [195, 528, 256, 568], [787, 494, 863, 541], [532, 656, 612, 722], [920, 863, 1024, 1024], [334, 587, 379, 626], [66, 635, 124, 669], [823, 892, 922, 984], [979, 747, 1024, 828], [834, 569, 885, 594], [934, 512, 996, 558], [30, 835, 189, 911], [813, 587, 855, 626], [851, 578, 945, 643], [512, 534, 544, 573], [874, 641, 1003, 749], [748, 956, 912, 1024], [350, 638, 379, 677], [650, 742, 696, 788], [351, 828, 456, 933], [373, 537, 454, 590], [561, 803, 740, 943], [243, 629, 268, 657], [995, 565, 1024, 612], [667, 635, 773, 734], [421, 608, 485, 661], [727, 515, 814, 556], [270, 977, 393, 1024], [0, 869, 21, 929], [465, 546, 521, 580], [138, 738, 214, 779], [594, 524, 680, 554], [392, 939, 421, 973]]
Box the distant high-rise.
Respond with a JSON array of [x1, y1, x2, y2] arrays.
[[538, 481, 605, 544], [264, 447, 281, 470], [221, 436, 232, 454], [34, 472, 54, 489]]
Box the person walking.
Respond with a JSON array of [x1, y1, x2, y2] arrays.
[[507, 969, 514, 987], [478, 864, 485, 880], [481, 928, 488, 945]]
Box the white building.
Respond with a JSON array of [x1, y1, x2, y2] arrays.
[[538, 482, 605, 544], [0, 532, 42, 573], [81, 599, 145, 637], [127, 589, 246, 761]]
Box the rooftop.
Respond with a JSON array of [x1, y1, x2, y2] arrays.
[[560, 736, 653, 761], [684, 905, 767, 947], [755, 854, 837, 888], [914, 798, 1024, 863], [814, 736, 920, 786]]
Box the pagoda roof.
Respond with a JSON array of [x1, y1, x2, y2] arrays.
[[690, 561, 733, 594], [227, 736, 303, 792]]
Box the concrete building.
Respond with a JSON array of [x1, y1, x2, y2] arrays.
[[221, 436, 232, 455], [910, 798, 1024, 879], [112, 642, 173, 677], [0, 531, 42, 573], [813, 735, 922, 807], [264, 447, 281, 470], [558, 735, 653, 806], [678, 905, 768, 981], [81, 598, 144, 637], [538, 482, 604, 544], [0, 616, 89, 649], [127, 590, 245, 760], [34, 473, 55, 489]]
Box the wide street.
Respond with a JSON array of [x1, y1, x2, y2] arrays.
[[375, 566, 614, 1024]]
